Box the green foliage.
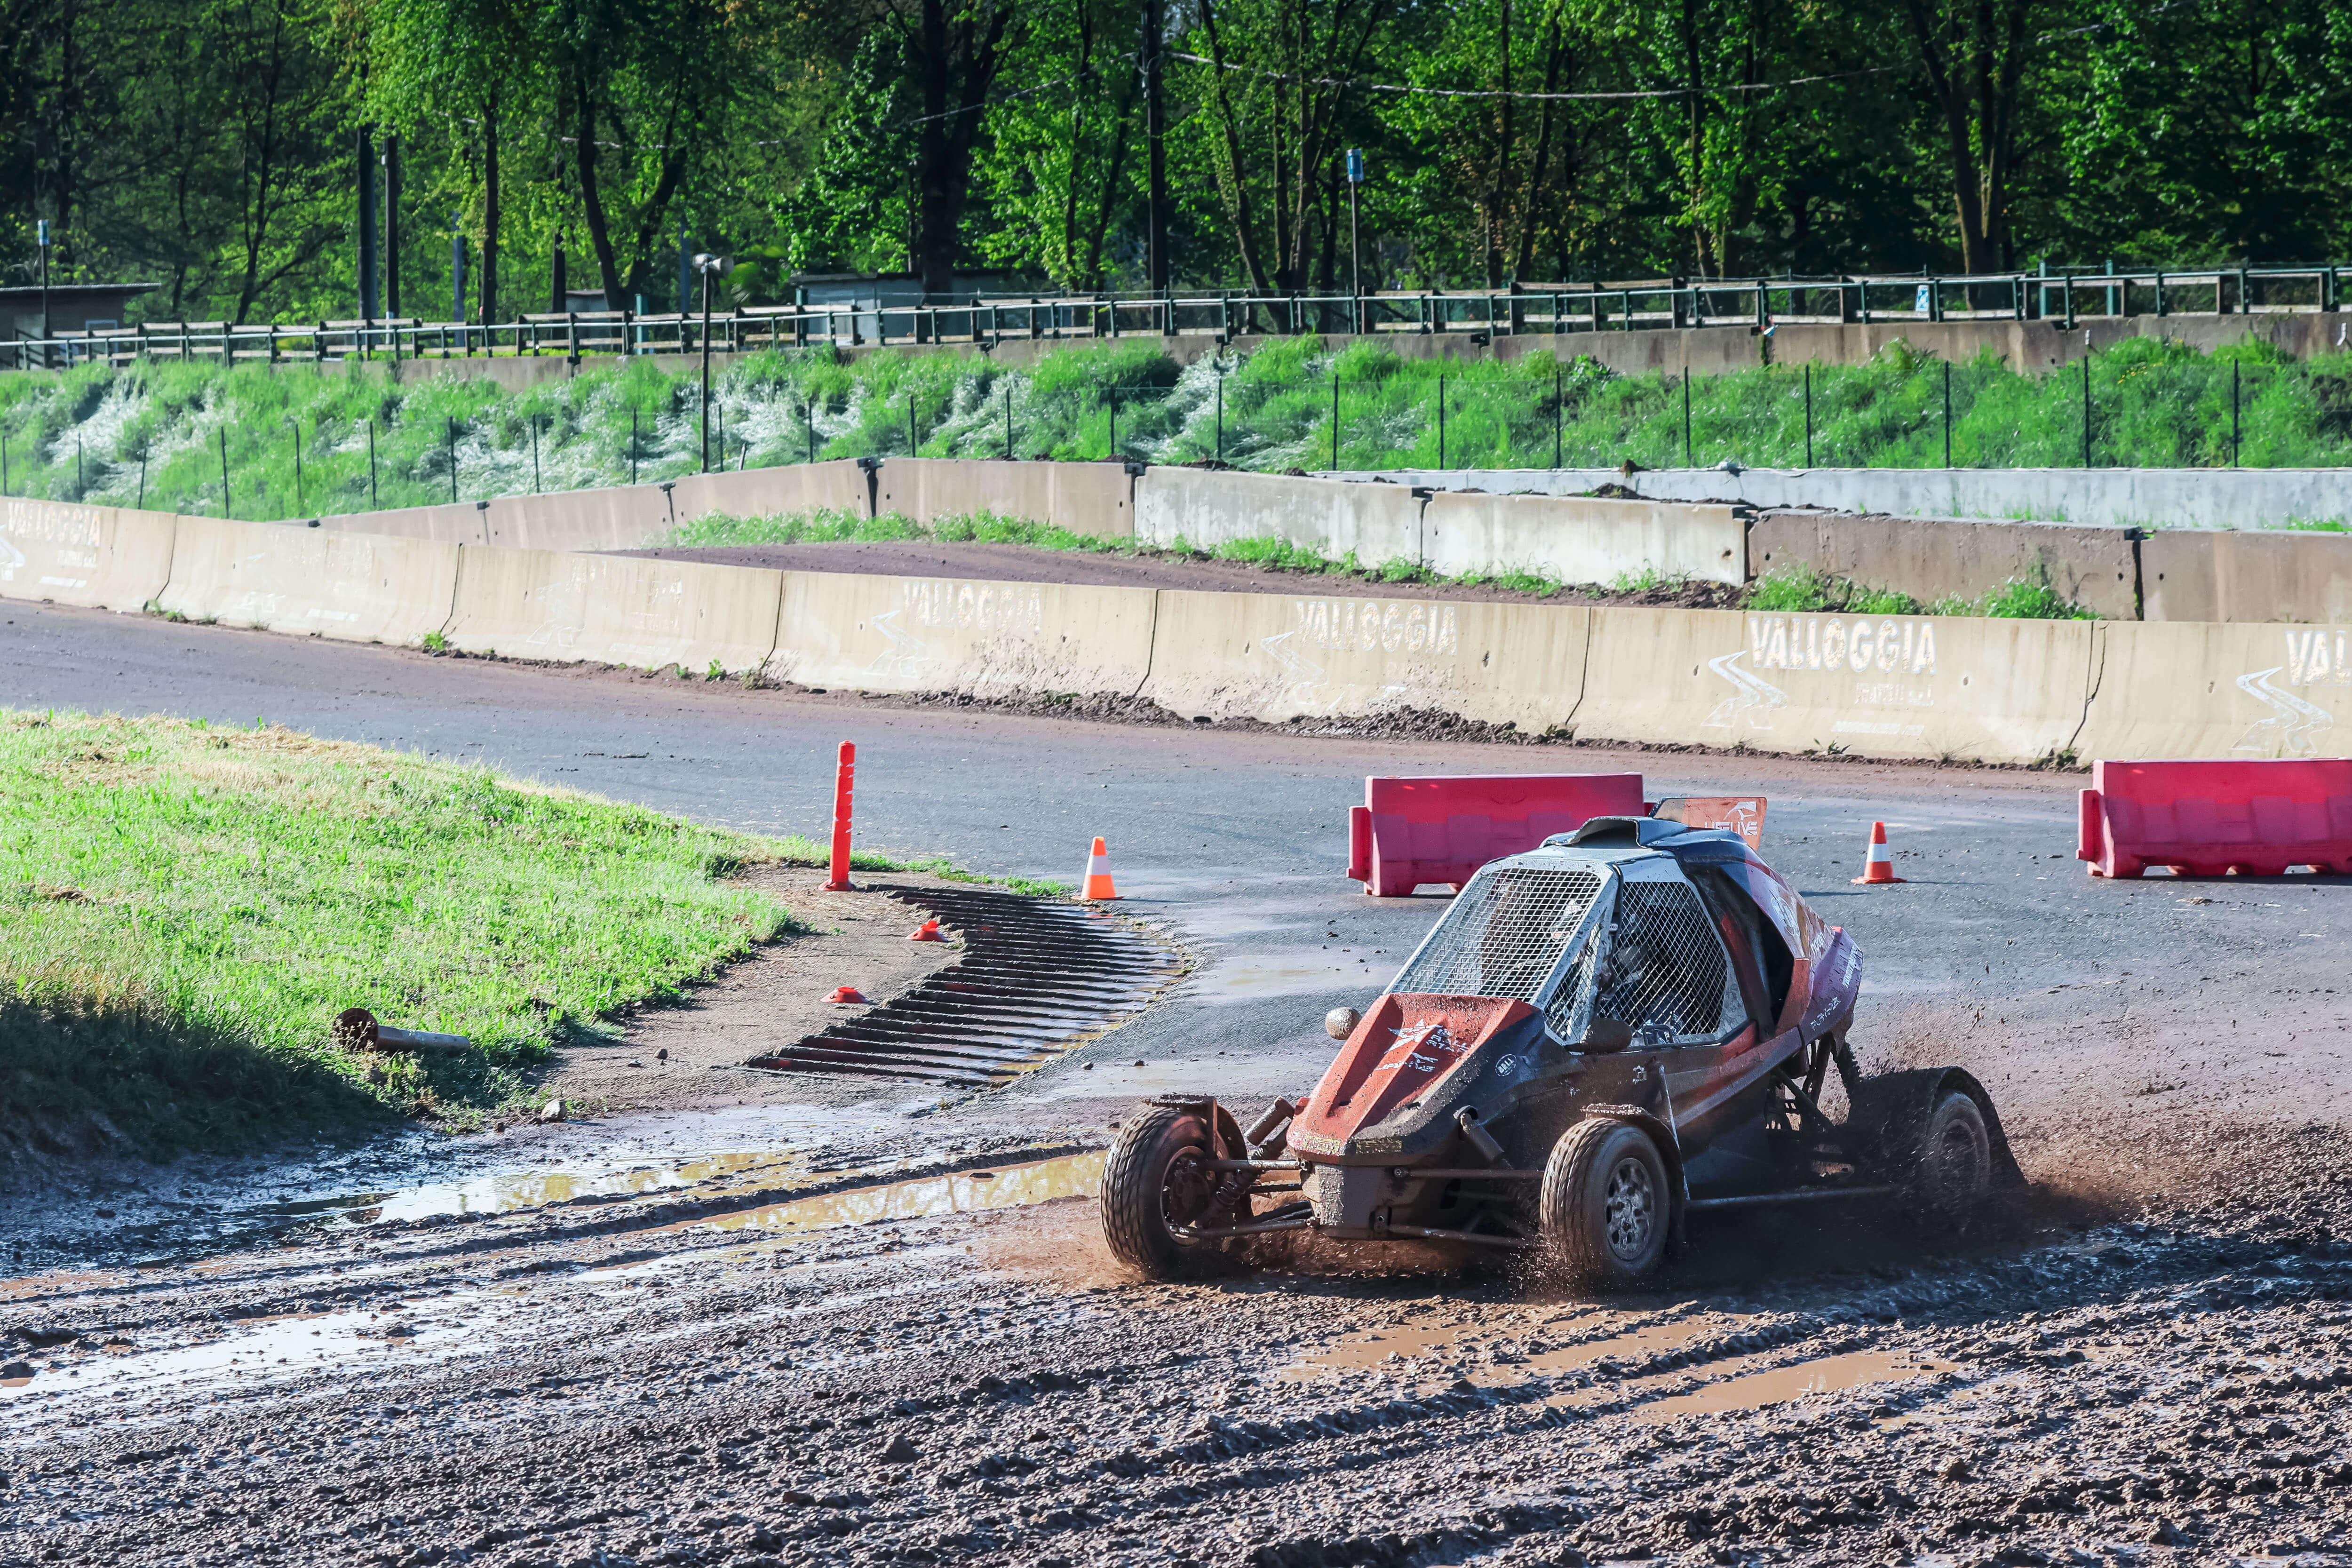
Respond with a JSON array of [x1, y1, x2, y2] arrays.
[[6, 339, 2350, 525]]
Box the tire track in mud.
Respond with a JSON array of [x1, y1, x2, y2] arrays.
[[7, 1125, 2352, 1568]]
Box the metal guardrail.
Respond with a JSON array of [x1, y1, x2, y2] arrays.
[[4, 264, 2344, 370]]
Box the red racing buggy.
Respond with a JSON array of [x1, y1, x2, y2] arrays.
[[1101, 813, 2020, 1283]]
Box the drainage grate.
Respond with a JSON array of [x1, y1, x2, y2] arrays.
[[745, 884, 1183, 1088]]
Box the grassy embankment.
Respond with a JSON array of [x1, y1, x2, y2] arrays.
[[665, 504, 2098, 619], [0, 709, 1034, 1159], [2, 334, 2348, 523]]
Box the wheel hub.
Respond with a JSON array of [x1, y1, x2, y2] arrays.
[[1603, 1155, 1655, 1260]]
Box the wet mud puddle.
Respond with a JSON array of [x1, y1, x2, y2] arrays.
[[1285, 1310, 1950, 1423], [0, 1151, 1109, 1420]]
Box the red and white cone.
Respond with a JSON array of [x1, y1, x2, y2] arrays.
[[1081, 836, 1120, 900], [1851, 821, 1905, 884]]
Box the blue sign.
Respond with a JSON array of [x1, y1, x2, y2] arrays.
[[1346, 148, 1365, 185]]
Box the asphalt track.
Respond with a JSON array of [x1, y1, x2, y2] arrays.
[[6, 597, 2347, 1139]]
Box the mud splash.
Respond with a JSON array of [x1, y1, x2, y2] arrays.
[[679, 1151, 1106, 1237]]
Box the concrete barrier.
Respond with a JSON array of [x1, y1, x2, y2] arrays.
[[2141, 529, 2352, 624], [1139, 590, 1589, 731], [875, 458, 1132, 539], [2076, 620, 2352, 760], [318, 460, 873, 553], [0, 498, 178, 612], [1135, 468, 1424, 563], [1334, 465, 2352, 534], [1422, 491, 1744, 586], [1749, 509, 2140, 619], [443, 547, 782, 671], [769, 571, 1157, 696], [1572, 606, 2097, 764], [158, 519, 459, 645]]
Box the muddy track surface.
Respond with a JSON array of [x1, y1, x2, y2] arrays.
[[8, 1119, 2352, 1568]]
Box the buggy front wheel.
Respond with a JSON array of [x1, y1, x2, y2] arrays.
[[1100, 1104, 1224, 1278], [1538, 1119, 1671, 1287]]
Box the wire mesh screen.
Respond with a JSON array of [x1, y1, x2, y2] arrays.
[[1388, 866, 1605, 1001], [1593, 881, 1732, 1044]]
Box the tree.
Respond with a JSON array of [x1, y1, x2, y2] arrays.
[[1899, 0, 2036, 272]]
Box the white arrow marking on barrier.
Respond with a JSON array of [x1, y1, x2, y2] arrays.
[[1701, 650, 1787, 731], [2233, 666, 2334, 756], [866, 608, 932, 679]]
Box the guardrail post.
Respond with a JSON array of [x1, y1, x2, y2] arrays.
[[1927, 277, 1943, 323], [2235, 267, 2249, 316], [2154, 271, 2167, 317]]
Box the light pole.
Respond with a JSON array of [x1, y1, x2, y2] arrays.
[[1345, 149, 1365, 336], [692, 252, 729, 473], [36, 218, 51, 368]]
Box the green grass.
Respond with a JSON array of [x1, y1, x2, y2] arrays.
[[4, 334, 2348, 525], [0, 709, 795, 1148], [1743, 562, 2094, 619], [0, 710, 1065, 1159]]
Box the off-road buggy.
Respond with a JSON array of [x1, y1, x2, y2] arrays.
[[1101, 812, 2021, 1283]]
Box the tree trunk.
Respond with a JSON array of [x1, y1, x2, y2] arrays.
[[573, 66, 628, 310], [1199, 0, 1273, 292], [481, 88, 500, 326], [1512, 20, 1565, 280], [1902, 0, 2032, 273], [911, 0, 1012, 299]]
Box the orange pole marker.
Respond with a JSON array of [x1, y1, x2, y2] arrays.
[[1851, 820, 1906, 884], [1081, 836, 1120, 900], [826, 740, 856, 892]]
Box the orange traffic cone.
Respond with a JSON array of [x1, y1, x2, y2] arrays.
[[906, 919, 944, 942], [1851, 821, 1906, 884], [1081, 836, 1120, 900], [827, 985, 869, 1004]]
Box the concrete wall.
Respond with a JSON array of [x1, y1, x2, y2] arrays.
[[1570, 607, 2099, 765], [1423, 492, 1745, 587], [158, 518, 458, 645], [2078, 621, 2352, 759], [771, 571, 1157, 696], [874, 457, 1134, 539], [15, 503, 2347, 764], [1135, 468, 1426, 563], [2142, 530, 2352, 624], [1335, 465, 2352, 533], [0, 497, 176, 612], [1749, 509, 2141, 620]]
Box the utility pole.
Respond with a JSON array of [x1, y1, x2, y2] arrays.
[[1346, 149, 1365, 335], [35, 218, 50, 368], [693, 253, 728, 472], [1143, 0, 1169, 294], [358, 126, 380, 325]]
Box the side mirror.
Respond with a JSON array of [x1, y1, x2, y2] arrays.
[[1324, 1006, 1362, 1041], [1582, 1019, 1634, 1053]]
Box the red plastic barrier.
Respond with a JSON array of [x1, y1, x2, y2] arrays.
[[1348, 773, 1645, 896], [2078, 758, 2352, 878]]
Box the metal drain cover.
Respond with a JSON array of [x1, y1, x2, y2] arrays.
[[745, 884, 1181, 1086]]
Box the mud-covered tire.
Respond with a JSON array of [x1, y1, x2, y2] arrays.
[[1537, 1119, 1671, 1286], [1100, 1105, 1221, 1278], [1914, 1089, 1993, 1221]]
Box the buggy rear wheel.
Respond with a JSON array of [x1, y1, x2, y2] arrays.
[[1100, 1104, 1223, 1278], [1538, 1119, 1670, 1286], [1914, 1089, 1992, 1221]]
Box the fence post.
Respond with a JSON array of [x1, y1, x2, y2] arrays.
[[1003, 382, 1012, 458], [1682, 372, 1692, 466], [1437, 374, 1446, 469], [2082, 355, 2092, 469], [2232, 360, 2241, 467], [220, 428, 231, 518], [293, 424, 303, 513], [1330, 378, 1339, 470], [1804, 362, 1813, 467], [1943, 360, 1952, 468], [1553, 370, 1563, 470], [908, 396, 918, 455], [368, 419, 378, 506]]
